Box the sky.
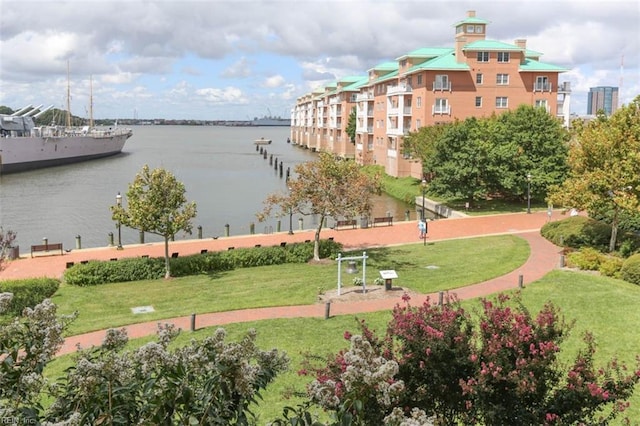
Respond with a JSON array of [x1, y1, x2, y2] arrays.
[[0, 0, 638, 121]]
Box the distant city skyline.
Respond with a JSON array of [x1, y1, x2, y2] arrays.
[[1, 0, 638, 120]]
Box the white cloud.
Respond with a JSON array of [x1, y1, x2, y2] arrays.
[[0, 0, 637, 118]]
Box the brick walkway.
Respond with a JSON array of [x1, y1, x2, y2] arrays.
[[0, 211, 563, 356]]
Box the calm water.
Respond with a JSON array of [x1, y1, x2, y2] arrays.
[[0, 125, 414, 250]]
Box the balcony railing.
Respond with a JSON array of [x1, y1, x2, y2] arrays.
[[356, 92, 374, 102], [534, 82, 552, 92], [387, 84, 412, 96], [432, 105, 451, 115], [432, 81, 452, 92]]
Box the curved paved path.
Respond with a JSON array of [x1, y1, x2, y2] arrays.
[[0, 211, 563, 356]]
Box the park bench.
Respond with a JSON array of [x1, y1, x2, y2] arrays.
[[30, 242, 63, 257], [335, 219, 357, 230], [373, 216, 393, 227]]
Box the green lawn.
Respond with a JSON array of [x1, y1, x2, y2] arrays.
[[53, 234, 529, 336], [45, 269, 640, 424]]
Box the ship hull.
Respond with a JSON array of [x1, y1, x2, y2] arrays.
[[0, 131, 132, 175]]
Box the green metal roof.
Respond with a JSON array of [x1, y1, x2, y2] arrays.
[[369, 61, 398, 72], [342, 77, 369, 91], [338, 75, 365, 84], [519, 59, 569, 72], [463, 39, 523, 51], [453, 16, 490, 26], [405, 52, 470, 73], [397, 47, 454, 60], [372, 69, 399, 84]]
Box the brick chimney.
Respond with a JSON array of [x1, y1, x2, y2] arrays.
[[515, 39, 527, 50]]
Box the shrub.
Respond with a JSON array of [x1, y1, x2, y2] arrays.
[[0, 278, 60, 317], [541, 216, 611, 251], [598, 256, 624, 278], [620, 253, 640, 285], [619, 237, 640, 258], [64, 257, 165, 286], [64, 239, 344, 286], [567, 247, 603, 270]]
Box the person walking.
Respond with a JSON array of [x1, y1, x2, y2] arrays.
[[418, 219, 426, 239]]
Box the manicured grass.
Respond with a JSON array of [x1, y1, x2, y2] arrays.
[[45, 269, 640, 424], [52, 235, 528, 336]]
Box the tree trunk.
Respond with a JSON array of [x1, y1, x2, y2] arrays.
[[313, 216, 325, 261], [164, 235, 171, 279], [609, 209, 619, 253]]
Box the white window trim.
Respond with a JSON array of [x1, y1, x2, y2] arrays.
[[496, 74, 509, 85]]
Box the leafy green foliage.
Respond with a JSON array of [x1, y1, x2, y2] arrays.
[[0, 278, 60, 318], [64, 257, 166, 286], [259, 153, 381, 260], [345, 107, 356, 143], [111, 165, 197, 278], [410, 105, 569, 205], [0, 227, 17, 271], [541, 216, 612, 251], [620, 253, 640, 285], [64, 240, 343, 286], [547, 96, 640, 251]]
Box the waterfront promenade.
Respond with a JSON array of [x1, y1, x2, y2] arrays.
[[0, 211, 563, 356]]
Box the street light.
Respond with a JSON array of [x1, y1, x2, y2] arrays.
[[526, 173, 532, 214], [116, 192, 123, 249], [421, 179, 427, 246], [288, 187, 294, 235]]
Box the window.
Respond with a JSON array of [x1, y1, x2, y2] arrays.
[[434, 74, 450, 91], [406, 76, 412, 86], [477, 52, 489, 62], [535, 76, 551, 92], [475, 96, 482, 107], [535, 99, 548, 110], [496, 74, 509, 85], [467, 25, 475, 33], [416, 119, 422, 129], [417, 74, 423, 85], [475, 25, 483, 33], [497, 52, 510, 63], [416, 96, 422, 108], [495, 97, 508, 108], [476, 73, 483, 84], [434, 98, 449, 114]]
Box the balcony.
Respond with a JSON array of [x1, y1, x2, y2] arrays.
[[534, 82, 552, 92], [356, 92, 374, 102], [387, 84, 412, 96], [432, 105, 451, 115], [432, 81, 452, 92]]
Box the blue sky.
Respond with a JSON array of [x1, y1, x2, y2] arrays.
[[0, 0, 638, 120]]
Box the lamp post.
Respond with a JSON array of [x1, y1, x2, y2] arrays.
[[288, 187, 294, 235], [116, 192, 123, 249], [526, 173, 532, 214], [421, 179, 427, 246]]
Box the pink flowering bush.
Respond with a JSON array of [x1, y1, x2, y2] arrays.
[[290, 293, 640, 426]]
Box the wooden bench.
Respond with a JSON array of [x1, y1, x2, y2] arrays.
[[373, 216, 393, 227], [335, 219, 357, 230], [30, 242, 63, 257]]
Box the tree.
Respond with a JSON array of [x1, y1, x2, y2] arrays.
[[111, 165, 197, 278], [410, 106, 569, 205], [345, 107, 357, 143], [0, 227, 17, 272], [547, 97, 640, 251], [258, 153, 382, 261]]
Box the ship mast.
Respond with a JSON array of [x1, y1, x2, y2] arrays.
[[89, 75, 94, 128], [66, 61, 72, 127]]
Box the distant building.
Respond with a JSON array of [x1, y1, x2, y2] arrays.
[[290, 10, 571, 178], [587, 86, 619, 116]]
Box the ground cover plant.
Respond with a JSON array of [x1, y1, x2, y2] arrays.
[[52, 235, 528, 336]]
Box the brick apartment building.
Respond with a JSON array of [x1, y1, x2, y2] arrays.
[[289, 10, 572, 178]]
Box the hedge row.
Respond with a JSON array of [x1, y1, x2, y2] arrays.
[[64, 239, 343, 286], [541, 216, 640, 254], [0, 277, 60, 318]]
